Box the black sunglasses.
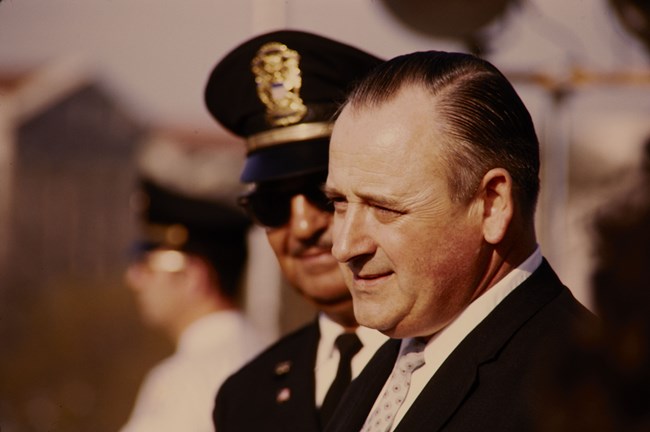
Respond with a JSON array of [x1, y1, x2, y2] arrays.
[[238, 174, 333, 228]]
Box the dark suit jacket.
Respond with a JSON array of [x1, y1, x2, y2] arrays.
[[326, 259, 595, 432], [213, 320, 322, 432]]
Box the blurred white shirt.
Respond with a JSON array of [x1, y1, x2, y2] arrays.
[[119, 310, 267, 432]]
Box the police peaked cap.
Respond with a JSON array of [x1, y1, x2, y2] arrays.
[[204, 30, 382, 183], [136, 178, 250, 254]]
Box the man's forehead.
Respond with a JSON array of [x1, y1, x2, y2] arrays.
[[327, 89, 448, 199]]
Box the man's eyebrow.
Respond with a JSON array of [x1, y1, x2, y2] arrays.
[[359, 192, 403, 209], [322, 184, 403, 209], [321, 184, 341, 198]]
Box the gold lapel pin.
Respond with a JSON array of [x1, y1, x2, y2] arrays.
[[274, 360, 292, 376]]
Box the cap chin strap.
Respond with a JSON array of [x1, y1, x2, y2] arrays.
[[246, 122, 333, 152]]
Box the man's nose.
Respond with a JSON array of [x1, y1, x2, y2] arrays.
[[331, 204, 374, 263], [288, 194, 331, 240]]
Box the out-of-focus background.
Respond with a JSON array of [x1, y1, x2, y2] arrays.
[[0, 0, 649, 430]]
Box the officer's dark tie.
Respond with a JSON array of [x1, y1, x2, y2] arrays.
[[320, 332, 363, 426]]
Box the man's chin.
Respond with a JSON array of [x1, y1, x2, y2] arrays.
[[311, 291, 353, 307], [353, 304, 396, 333], [315, 294, 357, 327]]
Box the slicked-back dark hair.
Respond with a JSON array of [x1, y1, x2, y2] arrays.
[[344, 51, 540, 218]]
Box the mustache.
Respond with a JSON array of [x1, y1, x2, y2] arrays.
[[289, 239, 333, 257]]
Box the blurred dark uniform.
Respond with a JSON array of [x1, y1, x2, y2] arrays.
[[204, 30, 383, 431]]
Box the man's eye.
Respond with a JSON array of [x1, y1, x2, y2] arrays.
[[330, 197, 347, 211], [372, 204, 403, 221], [325, 194, 343, 204], [376, 206, 397, 214]]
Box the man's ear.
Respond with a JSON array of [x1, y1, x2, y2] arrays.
[[184, 256, 222, 298], [478, 168, 513, 245], [180, 256, 209, 294]]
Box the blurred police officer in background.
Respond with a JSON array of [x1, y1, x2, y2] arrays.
[[120, 142, 267, 432], [204, 30, 387, 431]]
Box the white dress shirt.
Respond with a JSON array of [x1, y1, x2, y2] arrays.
[[372, 247, 543, 431], [119, 311, 268, 432], [314, 313, 389, 407]]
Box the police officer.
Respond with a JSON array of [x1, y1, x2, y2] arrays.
[[121, 145, 266, 432], [204, 30, 387, 431]]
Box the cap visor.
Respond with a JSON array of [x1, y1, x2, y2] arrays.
[[240, 138, 329, 183]]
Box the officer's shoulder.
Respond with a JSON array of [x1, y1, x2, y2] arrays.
[[224, 321, 318, 380]]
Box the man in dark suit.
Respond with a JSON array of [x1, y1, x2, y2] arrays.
[[204, 30, 387, 431], [323, 51, 595, 431]]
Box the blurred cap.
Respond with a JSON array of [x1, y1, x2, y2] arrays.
[[131, 132, 250, 258], [204, 30, 382, 183], [133, 178, 250, 256]]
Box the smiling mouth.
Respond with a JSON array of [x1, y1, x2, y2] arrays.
[[296, 248, 332, 260], [291, 242, 333, 258], [353, 271, 393, 284], [293, 249, 339, 273]]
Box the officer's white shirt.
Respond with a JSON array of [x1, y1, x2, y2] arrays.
[[315, 313, 389, 407], [119, 310, 267, 432]]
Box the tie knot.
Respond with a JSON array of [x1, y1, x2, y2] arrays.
[[335, 332, 363, 361], [395, 338, 426, 374]]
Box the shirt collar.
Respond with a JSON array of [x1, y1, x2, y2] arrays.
[[317, 313, 387, 358], [402, 246, 543, 359]]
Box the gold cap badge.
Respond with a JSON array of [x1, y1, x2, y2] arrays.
[[251, 42, 308, 127]]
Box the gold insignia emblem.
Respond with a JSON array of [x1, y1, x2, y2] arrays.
[[251, 42, 308, 127], [144, 223, 188, 248], [274, 360, 292, 376]]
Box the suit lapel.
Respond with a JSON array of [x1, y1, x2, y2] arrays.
[[271, 321, 321, 431], [395, 260, 565, 431]]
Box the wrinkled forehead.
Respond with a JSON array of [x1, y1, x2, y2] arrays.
[[333, 85, 443, 151], [328, 86, 449, 185]]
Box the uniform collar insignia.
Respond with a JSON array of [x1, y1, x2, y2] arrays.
[[274, 360, 292, 376]]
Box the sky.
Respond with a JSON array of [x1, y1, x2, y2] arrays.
[[0, 0, 647, 133], [1, 0, 649, 305]]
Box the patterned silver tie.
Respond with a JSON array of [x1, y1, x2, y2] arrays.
[[360, 338, 426, 432]]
